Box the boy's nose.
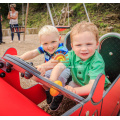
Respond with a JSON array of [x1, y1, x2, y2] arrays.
[[81, 46, 87, 51], [48, 44, 53, 48]]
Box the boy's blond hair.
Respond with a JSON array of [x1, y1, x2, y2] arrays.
[[70, 21, 99, 43], [38, 25, 59, 40]]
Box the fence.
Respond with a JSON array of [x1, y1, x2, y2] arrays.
[[2, 28, 38, 36]]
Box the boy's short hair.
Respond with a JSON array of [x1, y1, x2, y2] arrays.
[[38, 25, 59, 40], [70, 21, 99, 43]]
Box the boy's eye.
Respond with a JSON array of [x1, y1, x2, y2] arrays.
[[76, 44, 81, 46], [51, 41, 56, 43], [44, 43, 48, 45], [87, 43, 92, 45]]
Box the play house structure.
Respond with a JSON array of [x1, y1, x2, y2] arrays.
[[0, 32, 120, 116]]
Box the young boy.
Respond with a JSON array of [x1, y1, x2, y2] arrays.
[[19, 25, 70, 110], [49, 21, 111, 99]]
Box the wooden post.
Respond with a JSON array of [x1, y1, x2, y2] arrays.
[[23, 3, 29, 41]]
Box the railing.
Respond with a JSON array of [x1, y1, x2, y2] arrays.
[[2, 28, 38, 36]]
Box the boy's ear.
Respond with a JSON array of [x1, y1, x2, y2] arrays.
[[39, 39, 41, 44], [71, 43, 73, 49], [96, 42, 99, 49]]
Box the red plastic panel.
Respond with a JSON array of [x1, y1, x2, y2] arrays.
[[57, 28, 67, 32], [80, 100, 102, 116], [3, 48, 17, 57], [92, 75, 105, 103], [0, 68, 46, 105], [1, 47, 46, 104], [70, 75, 105, 116], [70, 105, 82, 116], [0, 78, 50, 116], [56, 26, 70, 32], [101, 77, 120, 116]]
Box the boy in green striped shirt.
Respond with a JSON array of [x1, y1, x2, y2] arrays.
[[49, 21, 111, 97]]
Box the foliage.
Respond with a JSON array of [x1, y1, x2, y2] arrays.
[[1, 3, 120, 36]]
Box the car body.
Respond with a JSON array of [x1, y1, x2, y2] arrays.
[[0, 32, 120, 116]]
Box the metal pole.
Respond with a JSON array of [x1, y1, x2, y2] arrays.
[[23, 3, 29, 41], [67, 3, 69, 26], [46, 3, 55, 26], [22, 3, 24, 26], [83, 3, 91, 22]]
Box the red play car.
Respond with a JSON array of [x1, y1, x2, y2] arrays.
[[0, 32, 120, 116]]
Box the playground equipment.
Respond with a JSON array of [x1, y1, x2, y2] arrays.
[[47, 3, 70, 32], [0, 32, 120, 116], [46, 3, 90, 32], [51, 3, 69, 26]]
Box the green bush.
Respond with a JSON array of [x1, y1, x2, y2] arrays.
[[99, 23, 107, 28]]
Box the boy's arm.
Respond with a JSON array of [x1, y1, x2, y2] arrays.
[[65, 79, 95, 96], [36, 59, 60, 71], [75, 79, 95, 96], [19, 49, 39, 60], [49, 62, 66, 82], [36, 59, 59, 76]]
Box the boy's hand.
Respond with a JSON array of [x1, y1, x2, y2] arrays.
[[36, 65, 46, 77], [64, 85, 76, 94]]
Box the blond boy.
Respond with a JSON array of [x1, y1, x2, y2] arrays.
[[19, 25, 70, 110]]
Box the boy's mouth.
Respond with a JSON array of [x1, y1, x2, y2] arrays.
[[48, 48, 55, 53], [81, 53, 88, 56]]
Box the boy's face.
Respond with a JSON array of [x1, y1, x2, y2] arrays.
[[71, 31, 99, 61], [40, 33, 60, 54]]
